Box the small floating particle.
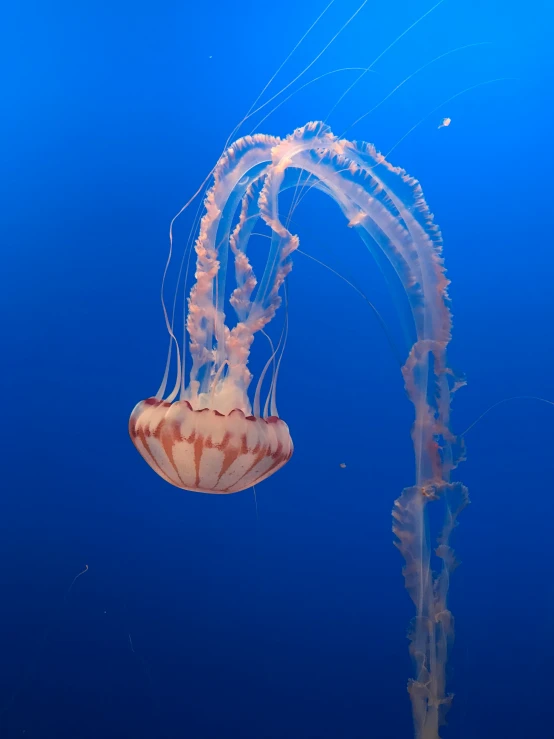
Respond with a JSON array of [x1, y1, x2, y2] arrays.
[[339, 462, 347, 469], [438, 117, 451, 129]]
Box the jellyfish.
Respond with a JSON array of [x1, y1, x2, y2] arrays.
[[438, 116, 451, 129], [130, 121, 467, 738]]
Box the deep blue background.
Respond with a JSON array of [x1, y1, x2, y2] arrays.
[[1, 0, 553, 737]]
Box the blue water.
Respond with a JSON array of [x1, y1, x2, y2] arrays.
[[1, 1, 552, 737]]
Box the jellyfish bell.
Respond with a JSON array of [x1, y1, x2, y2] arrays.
[[129, 397, 293, 494]]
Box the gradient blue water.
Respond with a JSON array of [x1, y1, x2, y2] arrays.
[[1, 1, 552, 737]]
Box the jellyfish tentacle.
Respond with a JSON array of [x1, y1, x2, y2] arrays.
[[186, 134, 278, 409], [393, 480, 468, 739]]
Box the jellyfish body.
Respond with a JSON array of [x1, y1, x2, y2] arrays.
[[131, 121, 465, 738], [129, 398, 292, 493]]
